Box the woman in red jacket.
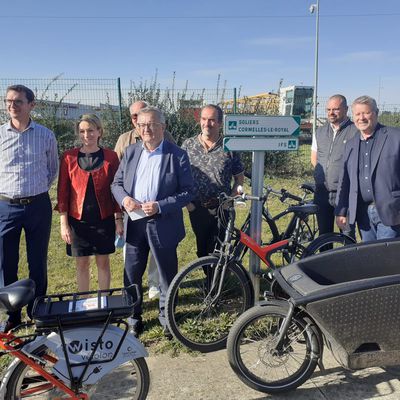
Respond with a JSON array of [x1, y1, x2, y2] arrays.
[[57, 114, 123, 291]]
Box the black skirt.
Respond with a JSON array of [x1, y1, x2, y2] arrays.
[[67, 215, 116, 257]]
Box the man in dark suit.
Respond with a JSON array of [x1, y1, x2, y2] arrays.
[[111, 106, 193, 336], [335, 95, 400, 241]]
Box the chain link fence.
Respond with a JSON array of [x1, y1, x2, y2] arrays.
[[1, 78, 399, 177]]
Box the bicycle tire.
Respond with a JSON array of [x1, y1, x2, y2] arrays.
[[5, 345, 150, 399], [165, 255, 254, 353], [301, 232, 356, 258], [5, 345, 61, 400], [227, 304, 320, 394]]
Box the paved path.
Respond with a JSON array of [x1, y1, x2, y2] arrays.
[[145, 349, 400, 400]]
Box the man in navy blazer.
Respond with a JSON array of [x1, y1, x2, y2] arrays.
[[335, 95, 400, 241], [111, 106, 193, 336]]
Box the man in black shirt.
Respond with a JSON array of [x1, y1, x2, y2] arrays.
[[182, 105, 244, 257]]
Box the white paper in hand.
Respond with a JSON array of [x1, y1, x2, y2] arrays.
[[128, 208, 147, 221]]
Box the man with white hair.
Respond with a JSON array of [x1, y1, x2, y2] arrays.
[[115, 100, 175, 300], [112, 106, 193, 337], [336, 95, 400, 241]]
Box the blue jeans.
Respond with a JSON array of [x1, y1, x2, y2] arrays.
[[359, 204, 400, 242]]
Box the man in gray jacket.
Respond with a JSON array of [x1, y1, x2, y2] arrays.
[[311, 94, 358, 237]]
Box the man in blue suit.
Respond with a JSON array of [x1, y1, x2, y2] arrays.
[[111, 106, 193, 336], [335, 95, 400, 241]]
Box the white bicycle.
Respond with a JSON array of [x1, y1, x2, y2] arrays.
[[0, 279, 149, 399]]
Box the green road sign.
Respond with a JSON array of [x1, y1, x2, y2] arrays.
[[223, 137, 299, 152], [224, 115, 301, 137]]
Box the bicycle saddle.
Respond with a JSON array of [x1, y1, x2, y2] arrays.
[[288, 204, 318, 214], [0, 279, 36, 312], [300, 183, 316, 193]]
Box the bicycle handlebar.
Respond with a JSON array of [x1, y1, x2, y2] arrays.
[[244, 171, 313, 203], [241, 194, 265, 202], [265, 186, 303, 203], [219, 192, 265, 204]]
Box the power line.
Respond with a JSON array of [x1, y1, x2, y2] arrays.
[[0, 13, 400, 20]]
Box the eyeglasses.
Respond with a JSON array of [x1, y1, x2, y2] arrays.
[[137, 122, 162, 130], [4, 99, 27, 106]]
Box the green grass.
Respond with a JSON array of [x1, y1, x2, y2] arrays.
[[1, 173, 314, 365]]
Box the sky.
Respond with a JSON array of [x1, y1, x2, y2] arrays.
[[2, 0, 400, 107]]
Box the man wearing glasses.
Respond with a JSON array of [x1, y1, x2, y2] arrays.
[[114, 100, 174, 300], [0, 85, 58, 332], [112, 106, 193, 337]]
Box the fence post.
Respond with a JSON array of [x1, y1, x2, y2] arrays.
[[117, 77, 123, 132], [233, 88, 237, 113]]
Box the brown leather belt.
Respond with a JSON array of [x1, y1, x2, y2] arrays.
[[0, 192, 47, 205]]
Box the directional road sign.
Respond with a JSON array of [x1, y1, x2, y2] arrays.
[[223, 137, 299, 152], [224, 115, 301, 137]]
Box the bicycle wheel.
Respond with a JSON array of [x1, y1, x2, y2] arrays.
[[301, 232, 356, 258], [5, 345, 65, 399], [227, 304, 320, 394], [6, 344, 150, 400], [83, 358, 149, 399], [165, 255, 254, 353]]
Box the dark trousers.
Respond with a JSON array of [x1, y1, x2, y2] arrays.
[[314, 185, 355, 239], [188, 205, 222, 258], [0, 193, 51, 323], [124, 217, 178, 327]]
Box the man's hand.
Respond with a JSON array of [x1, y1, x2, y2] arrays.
[[336, 216, 347, 230], [141, 201, 159, 216], [122, 196, 142, 212]]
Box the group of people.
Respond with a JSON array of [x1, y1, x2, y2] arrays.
[[312, 94, 400, 242], [0, 85, 243, 337], [2, 84, 399, 337]]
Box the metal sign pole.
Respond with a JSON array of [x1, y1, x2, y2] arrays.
[[249, 151, 265, 303], [223, 114, 300, 303]]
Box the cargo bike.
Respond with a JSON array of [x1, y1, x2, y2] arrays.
[[227, 238, 400, 394]]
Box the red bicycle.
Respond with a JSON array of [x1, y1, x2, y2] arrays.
[[165, 189, 354, 353]]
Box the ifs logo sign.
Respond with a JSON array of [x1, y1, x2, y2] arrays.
[[228, 121, 237, 131]]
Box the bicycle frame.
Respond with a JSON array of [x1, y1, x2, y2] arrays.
[[229, 190, 316, 260], [208, 196, 304, 304], [0, 330, 86, 399]]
